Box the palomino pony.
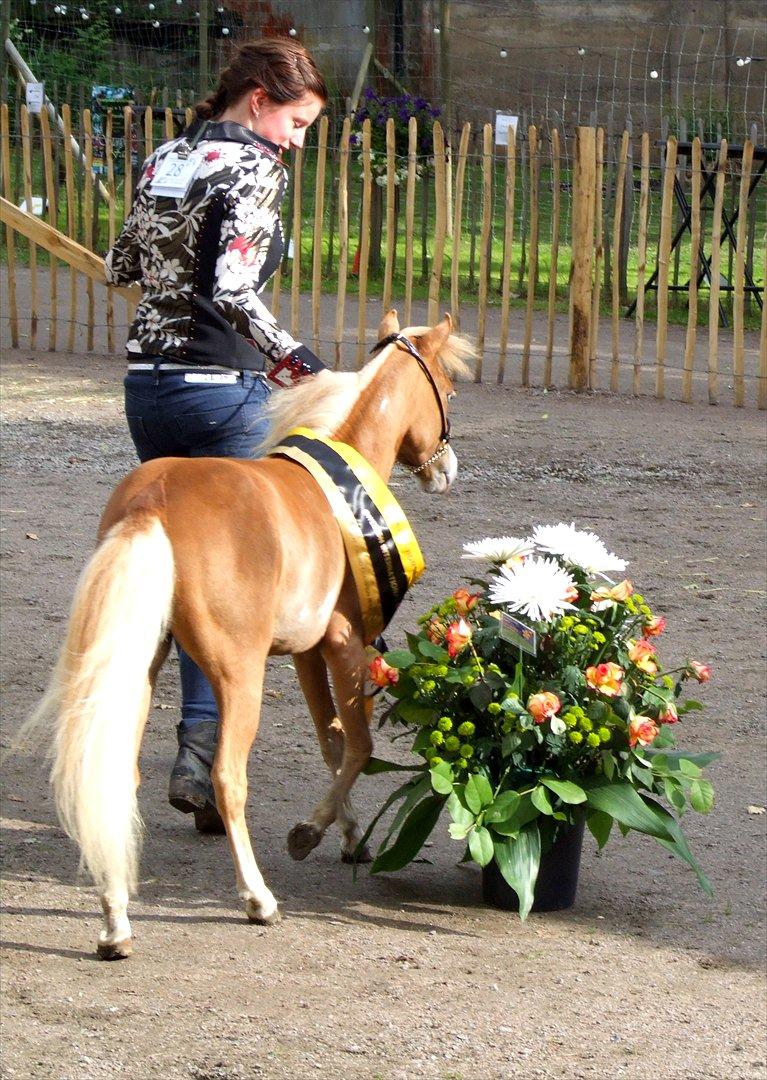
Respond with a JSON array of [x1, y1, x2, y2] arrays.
[[23, 311, 472, 959]]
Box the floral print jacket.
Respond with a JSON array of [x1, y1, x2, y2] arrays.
[[105, 122, 319, 372]]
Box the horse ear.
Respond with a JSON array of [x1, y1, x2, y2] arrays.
[[416, 313, 453, 356], [378, 308, 400, 338]]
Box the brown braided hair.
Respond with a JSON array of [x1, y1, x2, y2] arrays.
[[194, 37, 328, 120]]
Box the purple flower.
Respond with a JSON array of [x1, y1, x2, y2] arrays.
[[363, 87, 376, 101]]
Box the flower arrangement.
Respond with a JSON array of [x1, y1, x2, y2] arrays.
[[362, 524, 716, 919], [350, 88, 441, 185]]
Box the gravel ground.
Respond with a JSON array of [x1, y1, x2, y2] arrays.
[[1, 345, 766, 1080]]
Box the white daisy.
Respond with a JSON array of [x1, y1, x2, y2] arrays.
[[532, 522, 627, 575], [462, 536, 534, 564], [488, 556, 577, 623]]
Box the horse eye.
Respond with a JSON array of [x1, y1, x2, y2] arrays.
[[447, 391, 456, 401]]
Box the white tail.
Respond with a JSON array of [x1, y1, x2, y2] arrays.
[[20, 516, 174, 896]]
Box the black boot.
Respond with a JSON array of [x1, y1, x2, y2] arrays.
[[168, 721, 226, 834]]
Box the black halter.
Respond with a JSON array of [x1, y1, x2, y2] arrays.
[[369, 332, 451, 474]]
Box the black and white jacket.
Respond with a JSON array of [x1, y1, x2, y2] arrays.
[[105, 121, 320, 373]]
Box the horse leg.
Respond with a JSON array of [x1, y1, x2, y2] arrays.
[[287, 615, 373, 861], [293, 648, 372, 863], [210, 667, 280, 926]]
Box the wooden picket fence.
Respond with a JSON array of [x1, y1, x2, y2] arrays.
[[1, 101, 765, 408]]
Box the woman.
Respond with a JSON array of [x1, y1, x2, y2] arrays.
[[105, 38, 327, 832]]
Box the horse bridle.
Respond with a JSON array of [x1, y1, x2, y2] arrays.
[[369, 332, 451, 475]]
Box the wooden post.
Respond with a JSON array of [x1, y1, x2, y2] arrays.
[[707, 140, 728, 406], [522, 124, 539, 386], [20, 104, 38, 348], [0, 104, 19, 346], [633, 132, 650, 396], [105, 109, 117, 355], [123, 105, 137, 326], [654, 136, 677, 400], [356, 119, 372, 368], [450, 122, 471, 332], [144, 106, 153, 159], [544, 128, 561, 387], [568, 127, 596, 390], [474, 123, 493, 383], [498, 127, 516, 385], [403, 117, 417, 327], [39, 109, 58, 351], [382, 117, 396, 313], [610, 129, 629, 392], [588, 126, 604, 389], [63, 104, 78, 351], [83, 108, 95, 351], [759, 243, 767, 410], [428, 121, 447, 325], [334, 117, 351, 370], [732, 139, 754, 407], [164, 107, 174, 142], [682, 137, 702, 404], [311, 115, 328, 356], [290, 145, 303, 338]]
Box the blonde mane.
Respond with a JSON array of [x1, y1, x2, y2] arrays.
[[258, 330, 475, 453]]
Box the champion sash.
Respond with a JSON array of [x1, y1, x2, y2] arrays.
[[269, 427, 425, 641]]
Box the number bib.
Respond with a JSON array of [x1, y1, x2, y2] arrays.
[[149, 150, 201, 199]]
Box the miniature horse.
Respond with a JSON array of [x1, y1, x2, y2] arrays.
[[23, 311, 472, 958]]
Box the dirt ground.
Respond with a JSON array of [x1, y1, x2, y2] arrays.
[[1, 338, 766, 1080]]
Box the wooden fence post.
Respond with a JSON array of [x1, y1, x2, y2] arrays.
[[707, 140, 728, 406], [20, 104, 38, 349], [474, 123, 493, 383], [83, 108, 95, 351], [610, 129, 629, 392], [427, 121, 447, 325], [589, 126, 605, 388], [682, 137, 702, 403], [311, 114, 328, 356], [655, 136, 677, 400], [732, 139, 754, 407], [633, 132, 650, 395], [450, 122, 471, 332], [568, 126, 596, 390], [334, 117, 350, 370], [498, 126, 516, 385], [544, 127, 561, 388]]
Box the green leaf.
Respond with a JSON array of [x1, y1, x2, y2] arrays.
[[531, 785, 554, 815], [677, 699, 704, 713], [663, 775, 687, 813], [468, 825, 494, 867], [651, 803, 714, 896], [446, 790, 475, 828], [601, 751, 616, 781], [678, 758, 703, 778], [353, 775, 424, 864], [465, 773, 494, 813], [371, 796, 445, 874], [484, 790, 522, 824], [587, 810, 613, 849], [417, 639, 450, 661], [383, 775, 433, 844], [383, 649, 416, 668], [468, 681, 493, 711], [448, 820, 473, 840], [646, 749, 719, 771], [492, 793, 540, 835], [396, 701, 437, 726], [583, 780, 675, 840], [689, 778, 715, 814], [540, 777, 587, 804], [492, 823, 541, 921], [363, 756, 421, 775], [430, 760, 455, 795]]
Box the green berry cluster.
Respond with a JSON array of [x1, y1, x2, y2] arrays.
[[624, 592, 653, 620], [563, 706, 612, 746]]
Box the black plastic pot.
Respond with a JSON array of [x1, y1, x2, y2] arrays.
[[482, 816, 586, 912]]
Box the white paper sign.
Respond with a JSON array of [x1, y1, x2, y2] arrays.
[[148, 151, 201, 199], [26, 82, 45, 115], [494, 112, 519, 146]]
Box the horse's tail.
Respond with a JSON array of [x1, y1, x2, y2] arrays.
[[18, 513, 174, 895]]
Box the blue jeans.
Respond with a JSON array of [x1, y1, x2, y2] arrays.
[[124, 364, 271, 731]]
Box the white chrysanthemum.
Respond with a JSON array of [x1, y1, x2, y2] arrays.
[[462, 536, 534, 563], [532, 522, 627, 574], [488, 556, 577, 623]]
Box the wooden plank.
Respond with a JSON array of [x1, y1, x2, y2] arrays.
[[707, 141, 728, 406], [544, 127, 560, 387], [311, 114, 328, 356], [333, 117, 351, 370], [588, 126, 604, 389], [427, 120, 447, 325], [681, 137, 702, 403], [1, 103, 19, 347], [654, 136, 677, 400], [498, 126, 516, 385], [105, 109, 116, 355], [450, 122, 471, 332], [123, 105, 138, 327], [20, 104, 38, 348], [403, 117, 417, 327], [164, 106, 174, 142], [610, 129, 629, 391], [382, 117, 396, 313], [474, 123, 493, 383], [39, 108, 58, 350], [568, 127, 596, 390], [759, 242, 767, 410], [356, 119, 372, 368], [62, 104, 78, 351], [522, 124, 539, 386], [83, 108, 95, 351], [144, 106, 153, 158], [633, 132, 650, 396], [290, 144, 303, 338], [732, 139, 754, 407]]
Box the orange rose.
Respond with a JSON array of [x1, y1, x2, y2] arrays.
[[527, 691, 562, 725], [368, 655, 399, 687], [590, 579, 633, 608], [585, 662, 624, 697], [688, 660, 712, 683], [628, 638, 658, 675], [425, 616, 447, 645], [643, 615, 666, 637], [629, 714, 660, 748], [452, 588, 480, 615], [564, 584, 580, 604], [445, 618, 472, 659], [658, 701, 679, 724]]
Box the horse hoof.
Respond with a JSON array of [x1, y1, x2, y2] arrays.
[[341, 842, 373, 864], [287, 821, 323, 861], [97, 938, 133, 961], [245, 898, 282, 926]]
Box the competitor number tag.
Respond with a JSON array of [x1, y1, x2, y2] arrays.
[[149, 151, 201, 198], [499, 611, 538, 656]]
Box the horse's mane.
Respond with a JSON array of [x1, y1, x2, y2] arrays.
[[259, 329, 475, 453]]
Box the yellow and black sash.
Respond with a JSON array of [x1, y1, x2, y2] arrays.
[[269, 427, 425, 641]]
